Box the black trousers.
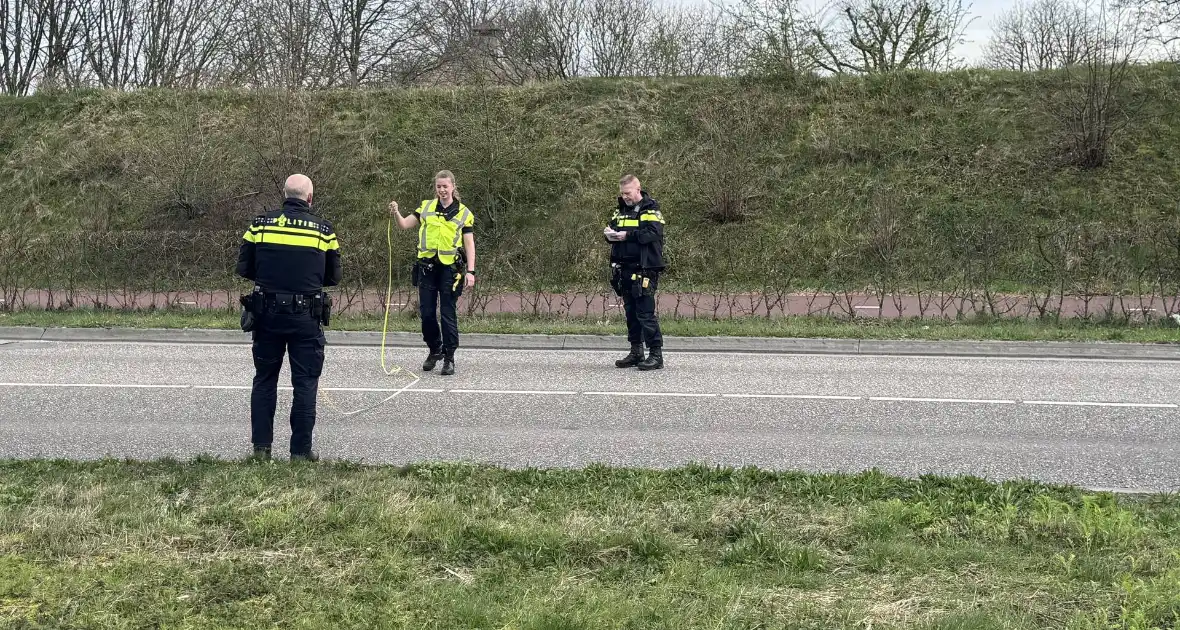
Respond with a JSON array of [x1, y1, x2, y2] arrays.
[[418, 260, 463, 354], [619, 270, 662, 349], [250, 308, 325, 455]]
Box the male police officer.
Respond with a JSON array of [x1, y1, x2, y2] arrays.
[[604, 174, 666, 370], [236, 174, 341, 461]]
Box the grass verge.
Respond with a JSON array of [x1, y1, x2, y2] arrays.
[[2, 308, 1180, 343], [1, 459, 1178, 628]]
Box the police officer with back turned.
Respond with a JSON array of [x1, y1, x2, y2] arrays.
[[236, 174, 341, 462], [604, 174, 666, 370]]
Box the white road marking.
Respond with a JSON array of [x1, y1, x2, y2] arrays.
[[1023, 400, 1178, 409], [450, 389, 577, 395], [323, 386, 442, 393], [0, 382, 1175, 409], [0, 382, 189, 389], [0, 382, 445, 394], [723, 393, 860, 400], [870, 396, 1016, 404], [583, 391, 718, 397]]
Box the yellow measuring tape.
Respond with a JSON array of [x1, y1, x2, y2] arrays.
[[320, 216, 420, 418], [380, 215, 418, 379]]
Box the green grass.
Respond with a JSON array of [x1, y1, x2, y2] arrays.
[[5, 65, 1180, 295], [1, 459, 1178, 628], [3, 307, 1180, 343]]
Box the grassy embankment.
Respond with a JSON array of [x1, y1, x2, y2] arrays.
[[2, 65, 1180, 306]]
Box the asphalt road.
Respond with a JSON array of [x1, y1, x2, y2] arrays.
[[1, 338, 1178, 493]]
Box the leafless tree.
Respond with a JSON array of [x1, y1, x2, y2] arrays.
[[17, 0, 1151, 93], [585, 0, 650, 77], [409, 0, 510, 84], [985, 0, 1092, 70], [638, 4, 732, 76], [2, 0, 49, 94], [1111, 0, 1180, 57], [140, 0, 235, 88], [918, 0, 974, 67], [224, 0, 332, 88], [715, 0, 819, 76], [40, 0, 85, 90], [80, 0, 144, 89], [808, 0, 974, 73], [318, 0, 434, 87], [497, 0, 587, 81], [1123, 0, 1180, 27]]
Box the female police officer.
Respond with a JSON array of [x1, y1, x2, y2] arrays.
[[388, 170, 476, 375]]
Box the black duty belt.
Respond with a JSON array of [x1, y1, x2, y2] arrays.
[[261, 292, 318, 312]]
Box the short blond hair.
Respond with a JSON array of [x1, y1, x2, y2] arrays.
[[619, 174, 640, 188]]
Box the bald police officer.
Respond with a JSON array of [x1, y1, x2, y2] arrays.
[[236, 174, 342, 461]]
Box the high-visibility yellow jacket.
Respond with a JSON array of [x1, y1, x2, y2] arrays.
[[415, 198, 474, 266]]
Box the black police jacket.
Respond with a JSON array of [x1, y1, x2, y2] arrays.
[[235, 197, 342, 294], [606, 191, 666, 271]]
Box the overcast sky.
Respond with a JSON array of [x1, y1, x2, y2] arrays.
[[954, 0, 1007, 62], [671, 0, 1016, 66]]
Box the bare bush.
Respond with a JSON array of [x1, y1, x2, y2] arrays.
[[715, 0, 818, 77], [1041, 0, 1148, 169]]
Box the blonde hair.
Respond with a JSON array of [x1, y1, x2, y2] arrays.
[[435, 170, 460, 200], [619, 174, 640, 188]]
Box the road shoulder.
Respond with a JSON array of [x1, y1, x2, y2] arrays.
[[2, 325, 1179, 360]]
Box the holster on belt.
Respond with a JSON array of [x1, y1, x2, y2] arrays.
[[239, 288, 263, 332], [630, 272, 643, 298], [314, 292, 332, 326], [625, 268, 652, 298], [609, 264, 625, 297], [298, 292, 332, 326], [452, 252, 467, 297]]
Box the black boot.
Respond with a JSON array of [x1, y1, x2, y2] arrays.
[[291, 451, 320, 462], [637, 347, 663, 371], [615, 343, 644, 368], [423, 349, 443, 371], [249, 445, 271, 461], [441, 350, 455, 376]]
